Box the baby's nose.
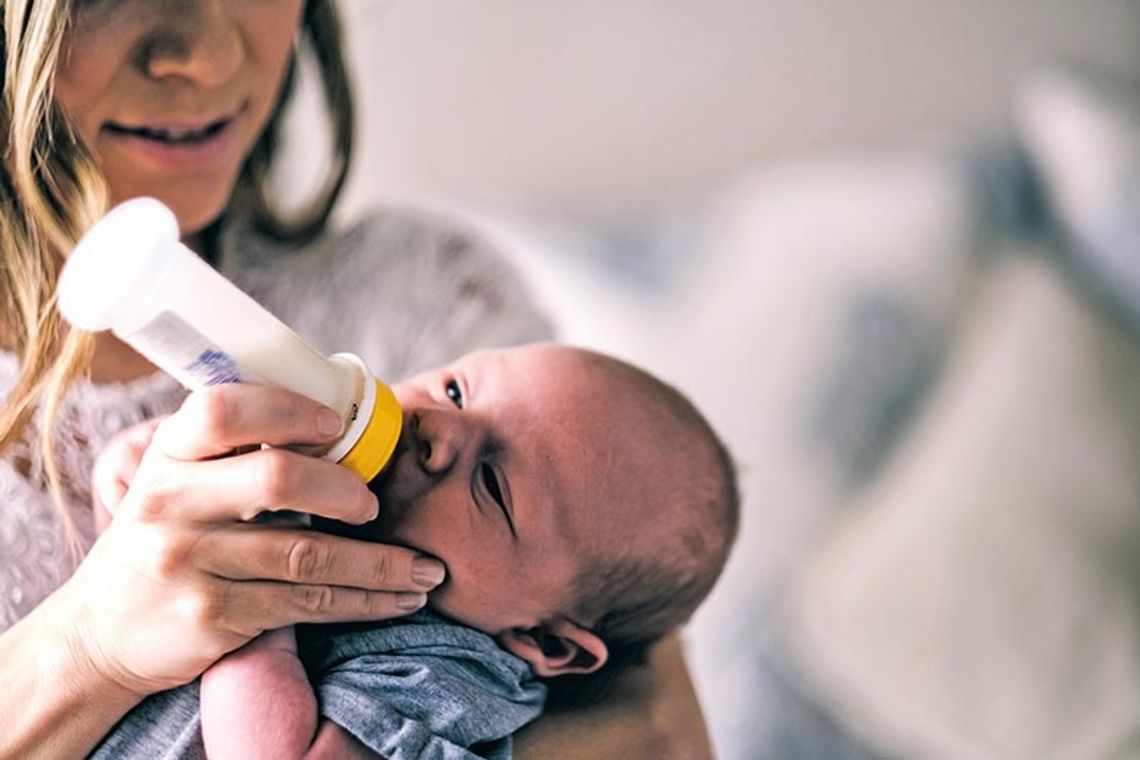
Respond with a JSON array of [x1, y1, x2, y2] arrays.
[[413, 409, 464, 475], [416, 436, 434, 468]]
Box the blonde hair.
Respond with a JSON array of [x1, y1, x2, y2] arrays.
[[0, 0, 355, 532]]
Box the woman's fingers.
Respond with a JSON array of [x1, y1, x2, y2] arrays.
[[152, 384, 345, 461], [197, 526, 445, 593], [124, 447, 379, 525], [68, 383, 433, 696], [92, 417, 165, 516], [224, 581, 428, 631]]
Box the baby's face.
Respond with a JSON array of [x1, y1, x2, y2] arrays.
[[359, 344, 649, 635]]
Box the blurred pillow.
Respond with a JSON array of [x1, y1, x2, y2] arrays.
[[1017, 66, 1140, 333], [785, 250, 1140, 758], [678, 152, 987, 757], [780, 70, 1140, 757]]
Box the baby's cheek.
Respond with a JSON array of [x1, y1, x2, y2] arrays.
[[425, 574, 510, 635], [425, 583, 468, 625]]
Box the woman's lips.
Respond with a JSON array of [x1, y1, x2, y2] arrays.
[[101, 115, 240, 170]]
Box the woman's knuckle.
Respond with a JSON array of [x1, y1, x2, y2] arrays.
[[130, 479, 172, 520], [368, 552, 392, 586], [152, 539, 189, 579], [195, 388, 237, 440], [281, 393, 310, 427], [130, 490, 162, 520], [295, 584, 336, 614], [184, 588, 225, 628], [366, 592, 396, 618], [254, 450, 295, 505], [286, 537, 330, 582]]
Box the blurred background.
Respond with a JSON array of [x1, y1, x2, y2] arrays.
[[286, 3, 1140, 757]]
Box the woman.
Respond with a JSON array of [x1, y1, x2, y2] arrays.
[[0, 1, 710, 756]]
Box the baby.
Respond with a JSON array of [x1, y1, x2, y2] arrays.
[[92, 343, 739, 759]]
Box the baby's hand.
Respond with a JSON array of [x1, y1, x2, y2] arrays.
[[91, 417, 165, 530], [200, 625, 317, 758]]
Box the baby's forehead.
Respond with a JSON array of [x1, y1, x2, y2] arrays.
[[468, 342, 699, 473], [525, 346, 653, 399]]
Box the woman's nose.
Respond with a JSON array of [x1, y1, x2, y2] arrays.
[[413, 408, 467, 476], [141, 2, 244, 87]]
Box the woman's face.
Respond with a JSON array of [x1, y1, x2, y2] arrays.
[[54, 0, 305, 236]]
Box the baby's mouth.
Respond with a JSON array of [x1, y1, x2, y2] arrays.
[[365, 457, 408, 537], [367, 411, 425, 502]]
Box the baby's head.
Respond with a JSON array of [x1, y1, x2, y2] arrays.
[[364, 343, 738, 677]]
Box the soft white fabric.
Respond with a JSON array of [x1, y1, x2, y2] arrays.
[[0, 208, 552, 632], [782, 68, 1140, 760], [1016, 67, 1140, 245], [663, 153, 981, 759], [1017, 66, 1140, 327], [787, 255, 1140, 759]]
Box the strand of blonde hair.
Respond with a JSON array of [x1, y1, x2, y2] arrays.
[[2, 0, 107, 551], [1, 0, 353, 551]]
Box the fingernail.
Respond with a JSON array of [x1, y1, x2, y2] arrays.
[[397, 592, 427, 611], [316, 409, 344, 438], [411, 557, 446, 588]]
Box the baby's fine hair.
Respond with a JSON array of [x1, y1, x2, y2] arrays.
[[567, 352, 740, 667]]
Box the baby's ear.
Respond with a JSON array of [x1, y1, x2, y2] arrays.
[[497, 619, 608, 677]]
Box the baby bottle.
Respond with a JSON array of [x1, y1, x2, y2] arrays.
[[56, 197, 402, 483]]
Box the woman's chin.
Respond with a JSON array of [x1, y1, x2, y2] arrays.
[[108, 183, 234, 242], [168, 195, 231, 240]]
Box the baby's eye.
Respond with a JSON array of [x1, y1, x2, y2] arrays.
[[480, 461, 516, 537], [445, 379, 464, 409], [481, 462, 504, 507]]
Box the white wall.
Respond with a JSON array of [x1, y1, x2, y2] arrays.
[[333, 1, 1140, 220]]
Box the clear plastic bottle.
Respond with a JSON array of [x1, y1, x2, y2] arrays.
[[57, 197, 402, 483]]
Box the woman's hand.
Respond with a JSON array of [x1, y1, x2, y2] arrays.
[[57, 384, 441, 698], [91, 414, 162, 531]]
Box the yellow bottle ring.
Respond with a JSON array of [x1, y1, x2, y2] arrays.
[[339, 379, 403, 483]]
